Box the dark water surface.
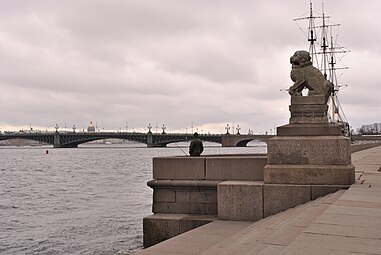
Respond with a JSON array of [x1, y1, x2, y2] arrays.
[[0, 143, 266, 255]]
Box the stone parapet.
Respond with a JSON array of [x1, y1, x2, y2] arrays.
[[351, 142, 381, 153], [153, 157, 205, 180], [206, 156, 266, 181], [153, 155, 266, 181]]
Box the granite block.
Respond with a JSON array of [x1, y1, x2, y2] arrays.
[[263, 184, 311, 217], [218, 181, 263, 221], [153, 157, 205, 180]]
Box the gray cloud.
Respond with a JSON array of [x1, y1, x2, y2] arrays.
[[0, 0, 380, 134]]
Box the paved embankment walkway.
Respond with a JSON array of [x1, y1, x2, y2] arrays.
[[136, 146, 381, 255]]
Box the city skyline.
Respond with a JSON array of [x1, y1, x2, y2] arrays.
[[1, 0, 380, 134]]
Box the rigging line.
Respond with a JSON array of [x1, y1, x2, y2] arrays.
[[336, 96, 349, 123], [334, 27, 340, 47], [336, 52, 350, 64], [295, 22, 309, 39]]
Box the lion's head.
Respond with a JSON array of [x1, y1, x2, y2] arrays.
[[290, 50, 312, 68]]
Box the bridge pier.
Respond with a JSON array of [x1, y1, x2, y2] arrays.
[[53, 132, 61, 148], [147, 133, 154, 147], [53, 132, 79, 148]]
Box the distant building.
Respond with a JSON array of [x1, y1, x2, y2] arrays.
[[87, 121, 96, 132]]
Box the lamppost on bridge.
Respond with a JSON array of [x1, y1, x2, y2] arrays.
[[162, 124, 166, 134], [225, 124, 230, 135], [55, 124, 59, 133], [236, 125, 241, 135], [148, 123, 152, 133], [72, 124, 76, 133]]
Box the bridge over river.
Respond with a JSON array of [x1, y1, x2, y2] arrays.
[[1, 132, 376, 148], [0, 132, 276, 148]]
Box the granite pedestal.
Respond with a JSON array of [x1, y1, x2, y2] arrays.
[[264, 95, 355, 187]]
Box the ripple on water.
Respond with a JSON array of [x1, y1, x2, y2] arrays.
[[0, 144, 266, 254]]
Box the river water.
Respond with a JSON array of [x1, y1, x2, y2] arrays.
[[0, 142, 266, 255]]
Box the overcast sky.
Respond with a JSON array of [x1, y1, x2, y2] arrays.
[[0, 0, 380, 134]]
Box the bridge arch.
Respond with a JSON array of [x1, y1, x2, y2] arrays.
[[0, 134, 54, 146], [222, 135, 274, 147]]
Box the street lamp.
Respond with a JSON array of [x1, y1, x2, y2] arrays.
[[55, 124, 59, 133], [225, 124, 230, 134]]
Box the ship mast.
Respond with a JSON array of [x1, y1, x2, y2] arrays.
[[294, 1, 350, 129], [293, 1, 322, 66], [320, 4, 349, 124]]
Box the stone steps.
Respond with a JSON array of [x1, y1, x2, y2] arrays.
[[135, 189, 345, 255], [199, 190, 345, 255]]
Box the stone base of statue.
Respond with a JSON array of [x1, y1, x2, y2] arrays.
[[264, 130, 355, 185], [264, 94, 355, 186], [289, 95, 329, 124]]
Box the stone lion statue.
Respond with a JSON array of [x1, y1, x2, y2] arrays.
[[289, 50, 333, 103]]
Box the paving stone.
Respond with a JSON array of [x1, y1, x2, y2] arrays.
[[150, 240, 219, 255], [335, 199, 381, 209], [264, 226, 304, 246], [281, 246, 358, 255], [281, 232, 381, 254], [314, 213, 381, 228], [325, 204, 381, 218], [257, 245, 285, 255], [321, 189, 346, 204], [305, 222, 381, 239]]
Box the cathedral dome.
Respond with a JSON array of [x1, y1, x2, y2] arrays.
[[87, 121, 95, 132]]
